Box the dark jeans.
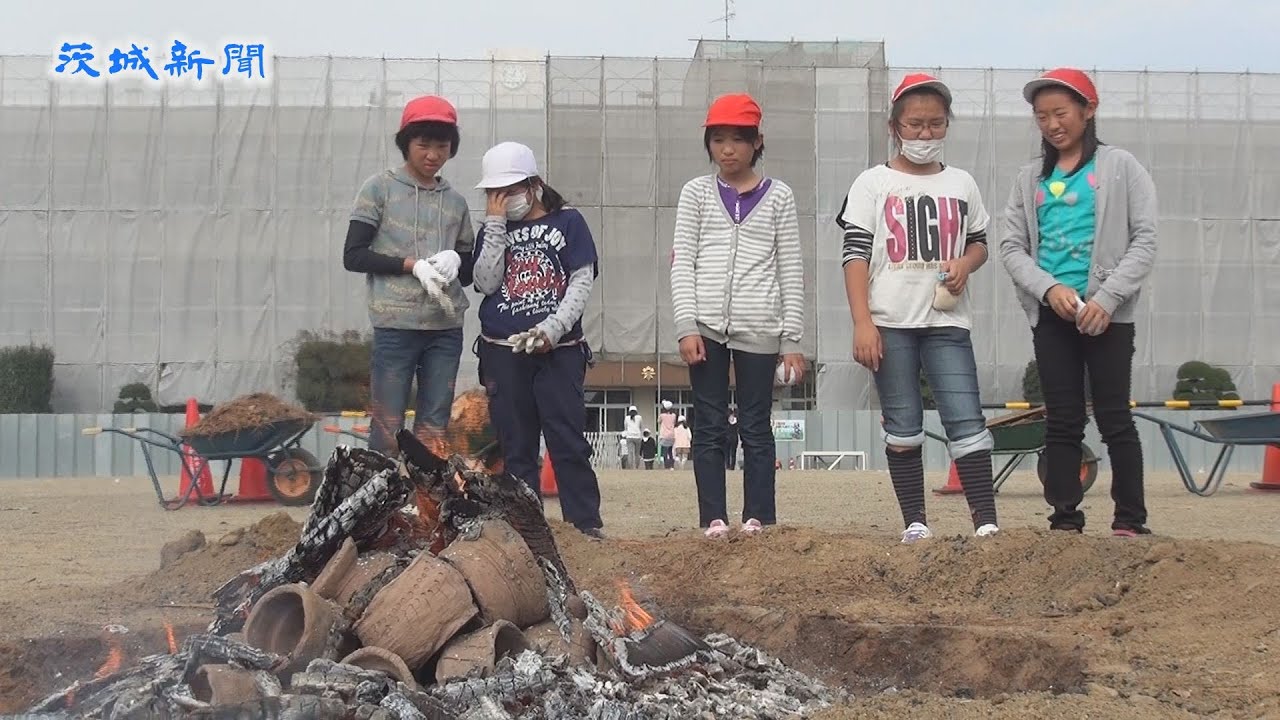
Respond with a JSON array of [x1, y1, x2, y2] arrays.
[[1033, 306, 1145, 530], [688, 337, 778, 526], [725, 428, 739, 470], [477, 339, 603, 531], [368, 326, 463, 455]]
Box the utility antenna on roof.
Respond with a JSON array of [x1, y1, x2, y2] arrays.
[[711, 0, 736, 40]]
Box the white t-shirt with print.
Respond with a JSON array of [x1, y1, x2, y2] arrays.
[[837, 163, 990, 330]]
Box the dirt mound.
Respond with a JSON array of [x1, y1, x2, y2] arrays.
[[115, 512, 302, 607], [555, 524, 1280, 717], [181, 393, 317, 438]]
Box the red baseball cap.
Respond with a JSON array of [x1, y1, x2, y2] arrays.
[[892, 73, 952, 104], [399, 95, 458, 130], [1023, 68, 1099, 105], [704, 93, 762, 128]]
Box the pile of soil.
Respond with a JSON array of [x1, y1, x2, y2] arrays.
[[113, 512, 303, 607], [181, 393, 318, 438]]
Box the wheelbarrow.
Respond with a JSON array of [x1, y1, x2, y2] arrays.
[[1133, 410, 1280, 497], [82, 418, 323, 510], [925, 409, 1099, 494]]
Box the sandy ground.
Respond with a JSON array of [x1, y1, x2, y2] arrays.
[[2, 467, 1279, 717]]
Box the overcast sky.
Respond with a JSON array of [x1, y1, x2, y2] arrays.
[[13, 0, 1280, 72]]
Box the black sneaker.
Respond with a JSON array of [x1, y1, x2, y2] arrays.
[[1050, 523, 1083, 534], [578, 527, 606, 541]]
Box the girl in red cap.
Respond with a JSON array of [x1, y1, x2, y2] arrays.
[[838, 73, 1000, 544], [342, 95, 475, 456], [671, 93, 806, 539], [999, 68, 1158, 537]]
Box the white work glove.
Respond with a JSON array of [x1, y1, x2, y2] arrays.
[[412, 259, 456, 316], [428, 250, 462, 285], [507, 329, 549, 354]]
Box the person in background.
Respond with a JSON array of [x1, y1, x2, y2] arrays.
[[657, 400, 678, 470], [674, 416, 692, 470], [617, 433, 630, 469], [725, 406, 740, 470], [640, 430, 658, 470], [623, 405, 645, 467], [471, 141, 605, 541], [342, 95, 474, 456], [671, 93, 806, 540], [999, 68, 1157, 537], [838, 74, 999, 544]]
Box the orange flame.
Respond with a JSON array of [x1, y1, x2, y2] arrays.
[[94, 637, 124, 680], [164, 621, 177, 654], [613, 579, 656, 635]]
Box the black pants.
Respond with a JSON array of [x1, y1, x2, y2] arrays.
[[689, 337, 777, 526], [1033, 306, 1145, 530], [478, 340, 603, 531]]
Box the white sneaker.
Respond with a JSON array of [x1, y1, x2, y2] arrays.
[[741, 518, 764, 536], [975, 523, 1000, 538], [901, 522, 933, 544], [704, 519, 730, 539]]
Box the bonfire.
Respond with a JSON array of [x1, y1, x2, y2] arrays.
[[22, 430, 838, 719]]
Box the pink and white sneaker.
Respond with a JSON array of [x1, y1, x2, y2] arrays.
[[741, 518, 764, 536], [704, 519, 730, 539]]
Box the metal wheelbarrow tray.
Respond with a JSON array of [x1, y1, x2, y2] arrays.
[[1132, 410, 1280, 496], [925, 410, 1099, 495], [83, 418, 322, 510]]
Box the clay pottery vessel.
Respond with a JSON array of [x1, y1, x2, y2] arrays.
[[441, 519, 550, 627], [340, 646, 419, 690], [190, 664, 262, 705], [242, 583, 339, 676], [312, 537, 397, 606], [354, 552, 477, 669], [435, 620, 532, 683]]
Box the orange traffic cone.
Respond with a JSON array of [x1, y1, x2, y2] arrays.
[[1251, 382, 1280, 492], [236, 458, 274, 502], [933, 461, 965, 495], [178, 398, 215, 502], [539, 452, 559, 497]]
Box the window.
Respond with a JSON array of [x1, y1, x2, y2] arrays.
[[655, 389, 739, 431], [584, 389, 633, 433]]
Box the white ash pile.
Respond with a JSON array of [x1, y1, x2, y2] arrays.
[[13, 429, 840, 720]]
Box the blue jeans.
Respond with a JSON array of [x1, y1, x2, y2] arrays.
[[368, 326, 463, 455], [873, 326, 992, 459]]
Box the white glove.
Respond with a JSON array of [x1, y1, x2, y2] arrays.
[[428, 250, 462, 285], [507, 330, 548, 354], [412, 258, 445, 290]]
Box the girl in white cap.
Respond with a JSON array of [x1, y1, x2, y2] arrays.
[[838, 74, 1000, 544], [999, 68, 1157, 537], [674, 416, 692, 469], [471, 141, 605, 540], [623, 405, 645, 469], [657, 400, 678, 470]]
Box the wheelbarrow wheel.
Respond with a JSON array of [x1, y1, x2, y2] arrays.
[[266, 448, 321, 507], [1036, 442, 1100, 494]]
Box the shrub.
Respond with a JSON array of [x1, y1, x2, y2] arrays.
[[1173, 360, 1240, 402], [114, 382, 159, 413], [0, 344, 55, 413], [287, 330, 373, 413], [1022, 360, 1043, 404]]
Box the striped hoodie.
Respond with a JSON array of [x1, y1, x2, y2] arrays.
[[671, 174, 805, 356]]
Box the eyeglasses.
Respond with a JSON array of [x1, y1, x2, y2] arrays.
[[897, 120, 948, 135]]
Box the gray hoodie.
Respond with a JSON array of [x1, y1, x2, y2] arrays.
[[350, 167, 475, 330]]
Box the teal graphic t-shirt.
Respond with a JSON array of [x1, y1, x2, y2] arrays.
[[1036, 158, 1097, 296]]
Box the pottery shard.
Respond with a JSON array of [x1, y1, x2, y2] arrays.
[[161, 529, 207, 568]]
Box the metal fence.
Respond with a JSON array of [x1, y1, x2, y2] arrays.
[[1, 40, 1278, 413], [0, 409, 1266, 480]]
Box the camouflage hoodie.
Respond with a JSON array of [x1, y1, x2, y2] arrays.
[[350, 167, 475, 330]]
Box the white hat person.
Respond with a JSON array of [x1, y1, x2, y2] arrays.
[[476, 141, 539, 189]]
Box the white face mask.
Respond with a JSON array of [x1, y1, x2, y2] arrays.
[[900, 138, 945, 165], [504, 191, 532, 221]]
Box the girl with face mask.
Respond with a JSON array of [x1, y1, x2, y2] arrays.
[[837, 74, 999, 544], [471, 141, 605, 540], [999, 69, 1157, 537]]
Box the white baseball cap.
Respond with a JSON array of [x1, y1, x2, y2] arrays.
[[476, 141, 539, 189]]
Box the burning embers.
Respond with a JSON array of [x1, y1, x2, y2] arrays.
[[22, 430, 838, 719]]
